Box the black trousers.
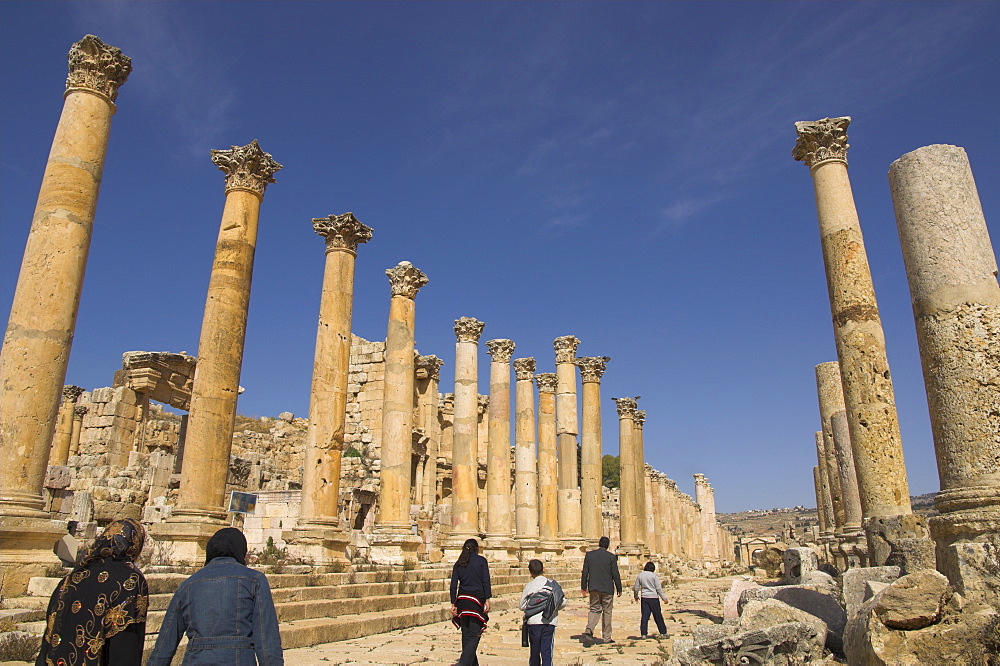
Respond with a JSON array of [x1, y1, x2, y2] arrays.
[[640, 598, 668, 635], [527, 623, 555, 666], [458, 616, 483, 665]]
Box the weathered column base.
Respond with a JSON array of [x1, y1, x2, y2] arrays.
[[863, 514, 935, 572], [836, 531, 868, 569], [559, 539, 587, 561], [368, 528, 421, 566], [0, 516, 67, 597], [616, 545, 644, 569], [514, 538, 540, 561], [534, 540, 563, 562], [283, 523, 350, 565], [929, 510, 1000, 607], [150, 519, 227, 567], [483, 536, 519, 563]]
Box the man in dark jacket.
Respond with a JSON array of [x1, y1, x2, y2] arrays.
[[580, 536, 622, 643]]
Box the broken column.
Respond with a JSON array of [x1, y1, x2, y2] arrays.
[[794, 117, 918, 563], [576, 355, 610, 544], [535, 372, 561, 556], [446, 317, 485, 555], [371, 261, 428, 564], [513, 358, 539, 555], [417, 355, 445, 514], [0, 36, 131, 578], [614, 396, 643, 560], [484, 339, 516, 558], [554, 336, 584, 552], [156, 140, 282, 560], [286, 213, 372, 563], [49, 386, 84, 466], [890, 144, 1000, 601]]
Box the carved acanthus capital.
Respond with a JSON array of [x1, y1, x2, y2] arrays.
[[694, 473, 709, 485], [441, 393, 455, 412], [62, 385, 84, 402], [386, 261, 428, 299], [486, 339, 515, 364], [534, 373, 558, 393], [553, 335, 581, 364], [210, 140, 282, 197], [454, 317, 485, 343], [477, 395, 490, 414], [513, 358, 536, 382], [415, 355, 444, 381], [313, 213, 373, 253], [634, 410, 646, 428], [613, 396, 638, 419], [66, 35, 131, 103], [73, 405, 89, 419], [575, 356, 610, 383], [792, 117, 851, 168]]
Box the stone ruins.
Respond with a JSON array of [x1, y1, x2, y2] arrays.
[[2, 37, 998, 664]]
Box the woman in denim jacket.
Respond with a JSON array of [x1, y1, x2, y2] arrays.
[[148, 528, 283, 665]]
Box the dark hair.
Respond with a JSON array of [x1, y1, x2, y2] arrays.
[[644, 561, 655, 572], [528, 559, 543, 577], [598, 536, 610, 549], [67, 521, 79, 535], [205, 527, 248, 566], [456, 538, 479, 567]]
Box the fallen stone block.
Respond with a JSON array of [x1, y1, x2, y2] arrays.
[[874, 569, 950, 630], [740, 598, 828, 651], [722, 578, 760, 619], [739, 583, 847, 654], [843, 565, 901, 618], [675, 621, 824, 665]]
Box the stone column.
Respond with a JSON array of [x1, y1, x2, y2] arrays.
[[794, 118, 912, 525], [417, 355, 444, 513], [814, 431, 836, 540], [0, 36, 130, 534], [654, 474, 670, 556], [371, 262, 428, 564], [69, 405, 88, 457], [553, 336, 584, 551], [576, 356, 609, 544], [815, 362, 848, 534], [694, 473, 719, 562], [614, 397, 642, 559], [49, 386, 84, 466], [446, 317, 485, 553], [512, 358, 539, 556], [287, 213, 372, 563], [535, 373, 560, 555], [889, 144, 1000, 599], [633, 410, 649, 554], [644, 465, 657, 555], [156, 140, 280, 559], [813, 466, 831, 540], [483, 339, 516, 558]]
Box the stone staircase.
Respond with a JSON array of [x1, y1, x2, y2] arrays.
[[1, 561, 586, 661]]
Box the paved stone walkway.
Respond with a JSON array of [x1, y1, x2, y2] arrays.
[[283, 576, 733, 665]]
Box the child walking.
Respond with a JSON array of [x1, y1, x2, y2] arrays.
[[633, 561, 669, 638]]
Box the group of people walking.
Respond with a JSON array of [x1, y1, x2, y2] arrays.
[[37, 522, 666, 666]]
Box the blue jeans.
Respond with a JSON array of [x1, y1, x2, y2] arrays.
[[527, 623, 555, 666]]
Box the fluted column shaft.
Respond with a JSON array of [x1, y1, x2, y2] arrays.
[[514, 359, 539, 541], [300, 214, 372, 526], [644, 466, 657, 553], [615, 397, 640, 550], [535, 374, 559, 545], [417, 356, 444, 512], [485, 339, 515, 540], [815, 362, 848, 533], [554, 336, 582, 541], [813, 466, 830, 538], [451, 318, 485, 539], [577, 356, 609, 542], [814, 431, 836, 539], [633, 411, 648, 550], [49, 386, 84, 467], [176, 141, 281, 520], [795, 117, 911, 518], [0, 36, 130, 517], [831, 410, 863, 532]]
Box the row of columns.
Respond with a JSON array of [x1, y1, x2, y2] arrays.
[[796, 117, 998, 598]]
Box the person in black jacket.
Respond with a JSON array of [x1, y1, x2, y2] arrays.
[[580, 536, 622, 643], [449, 538, 491, 665]]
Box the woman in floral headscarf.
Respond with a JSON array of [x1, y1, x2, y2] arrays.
[[36, 518, 149, 666]]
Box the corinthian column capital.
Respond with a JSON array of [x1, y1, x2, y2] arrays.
[[416, 355, 445, 381], [386, 261, 428, 298], [513, 358, 536, 381], [613, 396, 638, 418], [486, 339, 515, 363], [534, 373, 557, 393], [553, 335, 581, 363], [634, 410, 646, 428], [62, 385, 84, 402], [313, 213, 373, 253], [65, 35, 132, 103], [454, 317, 485, 343], [210, 140, 282, 197], [575, 356, 610, 383], [792, 117, 851, 168], [74, 405, 89, 419]]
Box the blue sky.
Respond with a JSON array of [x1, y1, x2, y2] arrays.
[[2, 2, 998, 512]]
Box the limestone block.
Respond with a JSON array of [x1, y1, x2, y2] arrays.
[[937, 541, 1000, 608], [739, 584, 847, 653], [865, 580, 890, 600], [278, 411, 294, 422], [874, 569, 951, 630], [690, 624, 738, 644], [45, 466, 72, 489], [843, 566, 901, 618], [782, 547, 818, 584], [675, 622, 825, 666], [740, 599, 828, 650], [70, 491, 94, 523], [27, 577, 61, 597], [724, 578, 761, 619], [90, 387, 114, 403], [864, 514, 929, 568]]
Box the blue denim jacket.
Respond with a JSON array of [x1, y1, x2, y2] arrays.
[[147, 557, 283, 665]]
